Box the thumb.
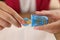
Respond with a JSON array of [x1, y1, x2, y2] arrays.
[[34, 21, 59, 34], [34, 26, 46, 30], [34, 26, 54, 33]]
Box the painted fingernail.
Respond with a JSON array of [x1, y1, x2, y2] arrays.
[[21, 21, 26, 24]]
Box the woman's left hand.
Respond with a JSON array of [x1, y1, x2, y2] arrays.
[[34, 10, 60, 33]]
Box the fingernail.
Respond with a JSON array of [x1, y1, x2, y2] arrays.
[[34, 27, 39, 30], [21, 21, 26, 24]]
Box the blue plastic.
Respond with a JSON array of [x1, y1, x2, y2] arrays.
[[23, 14, 48, 27], [23, 18, 31, 26], [31, 14, 48, 27]]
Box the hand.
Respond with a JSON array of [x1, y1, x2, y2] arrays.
[[34, 10, 60, 33], [0, 1, 25, 30]]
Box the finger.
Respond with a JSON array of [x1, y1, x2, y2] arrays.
[[34, 20, 60, 33], [0, 9, 21, 27], [34, 26, 60, 33], [34, 26, 55, 33], [0, 25, 4, 30], [0, 1, 26, 24], [35, 11, 52, 17], [0, 18, 11, 27]]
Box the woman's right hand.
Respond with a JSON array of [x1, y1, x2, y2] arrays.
[[0, 1, 25, 30]]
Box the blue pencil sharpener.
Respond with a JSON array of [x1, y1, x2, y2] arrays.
[[31, 14, 48, 27], [23, 14, 48, 27]]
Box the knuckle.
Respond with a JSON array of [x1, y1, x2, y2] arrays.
[[0, 18, 11, 27]]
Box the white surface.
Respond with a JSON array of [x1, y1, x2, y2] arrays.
[[0, 25, 56, 40]]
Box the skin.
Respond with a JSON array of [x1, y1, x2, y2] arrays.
[[0, 1, 25, 30], [34, 10, 60, 33], [0, 1, 60, 34]]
